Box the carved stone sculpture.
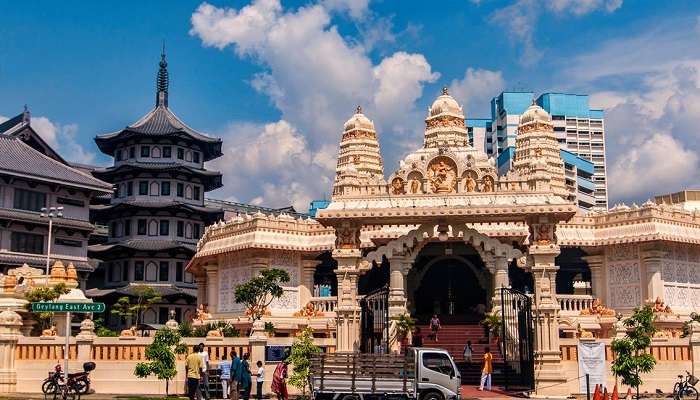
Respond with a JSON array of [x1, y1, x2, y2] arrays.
[[464, 174, 476, 192], [409, 177, 421, 194], [650, 297, 672, 314], [483, 177, 494, 192], [41, 325, 58, 337], [579, 298, 616, 316], [207, 327, 223, 337], [391, 177, 405, 195], [120, 326, 137, 337], [427, 158, 456, 193]]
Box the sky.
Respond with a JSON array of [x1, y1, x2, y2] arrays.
[[2, 0, 700, 211]]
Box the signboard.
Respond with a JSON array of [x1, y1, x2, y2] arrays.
[[31, 302, 105, 313], [265, 346, 290, 362], [578, 341, 607, 393]]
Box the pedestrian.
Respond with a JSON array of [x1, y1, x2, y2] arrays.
[[463, 340, 473, 363], [231, 350, 242, 400], [271, 357, 289, 400], [255, 360, 265, 400], [198, 343, 210, 400], [429, 314, 441, 341], [478, 346, 493, 391], [240, 353, 252, 400], [219, 353, 232, 399], [185, 345, 203, 400], [412, 327, 423, 347]]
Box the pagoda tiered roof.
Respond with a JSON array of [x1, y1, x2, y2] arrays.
[[91, 200, 223, 221], [90, 239, 196, 255], [92, 161, 223, 191]]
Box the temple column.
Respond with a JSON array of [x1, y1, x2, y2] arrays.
[[196, 275, 208, 308], [388, 257, 410, 353], [205, 265, 218, 314], [332, 222, 363, 352], [529, 222, 566, 396], [300, 258, 317, 308], [583, 255, 605, 303], [642, 249, 666, 303], [0, 311, 21, 393], [491, 256, 510, 314]]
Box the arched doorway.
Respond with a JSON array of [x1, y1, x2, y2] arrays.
[[408, 242, 491, 324]]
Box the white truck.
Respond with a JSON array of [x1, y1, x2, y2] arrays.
[[310, 348, 461, 400]]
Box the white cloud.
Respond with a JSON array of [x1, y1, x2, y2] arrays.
[[547, 0, 623, 16], [322, 0, 370, 20], [449, 68, 505, 117]]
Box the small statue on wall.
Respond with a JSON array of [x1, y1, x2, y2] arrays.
[[119, 326, 137, 337], [483, 176, 494, 192], [41, 325, 57, 337], [409, 177, 421, 194], [391, 177, 405, 195], [650, 297, 672, 314], [464, 173, 476, 192]]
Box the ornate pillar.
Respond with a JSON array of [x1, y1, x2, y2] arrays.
[[583, 254, 605, 303], [76, 318, 95, 362], [333, 221, 363, 352], [205, 265, 219, 314], [642, 249, 666, 303], [491, 256, 510, 314], [195, 275, 208, 307], [0, 311, 22, 393], [529, 222, 567, 396], [300, 258, 317, 308], [388, 257, 410, 353]]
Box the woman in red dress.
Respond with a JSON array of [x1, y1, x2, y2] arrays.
[[271, 360, 289, 400]]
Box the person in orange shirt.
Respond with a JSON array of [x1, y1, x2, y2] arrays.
[[478, 346, 493, 391]]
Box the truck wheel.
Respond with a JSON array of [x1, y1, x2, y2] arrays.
[[422, 391, 444, 400], [340, 394, 360, 400]]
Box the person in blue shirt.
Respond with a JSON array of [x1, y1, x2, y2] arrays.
[[230, 350, 242, 400], [240, 353, 253, 400], [219, 353, 232, 399]]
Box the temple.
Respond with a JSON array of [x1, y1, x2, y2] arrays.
[[86, 50, 225, 328], [188, 88, 700, 393]]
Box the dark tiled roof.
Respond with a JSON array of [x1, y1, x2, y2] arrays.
[[0, 207, 96, 231], [0, 113, 24, 134], [0, 252, 93, 272], [85, 283, 196, 299], [93, 162, 223, 191], [91, 200, 223, 217], [89, 239, 196, 254], [205, 198, 304, 218], [95, 106, 223, 161], [0, 136, 112, 192]]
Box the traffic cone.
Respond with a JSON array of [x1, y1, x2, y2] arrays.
[[625, 387, 632, 399], [603, 387, 609, 400], [593, 384, 601, 400], [612, 384, 619, 400]]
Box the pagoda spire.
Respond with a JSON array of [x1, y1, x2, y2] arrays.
[[156, 43, 169, 108]]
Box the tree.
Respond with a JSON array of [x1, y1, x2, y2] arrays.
[[134, 328, 188, 396], [288, 327, 320, 398], [110, 286, 161, 329], [235, 268, 290, 320], [391, 313, 415, 347], [611, 305, 657, 398], [24, 283, 71, 331]]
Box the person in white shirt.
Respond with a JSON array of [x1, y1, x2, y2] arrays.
[[255, 360, 265, 400], [197, 343, 210, 400]]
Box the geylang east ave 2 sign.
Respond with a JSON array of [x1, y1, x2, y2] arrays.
[[31, 302, 106, 313]]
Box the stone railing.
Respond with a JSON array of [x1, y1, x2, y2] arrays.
[[558, 294, 594, 315], [310, 296, 337, 314]]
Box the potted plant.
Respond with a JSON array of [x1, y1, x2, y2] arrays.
[[480, 312, 502, 344], [264, 321, 276, 337], [391, 314, 416, 348]]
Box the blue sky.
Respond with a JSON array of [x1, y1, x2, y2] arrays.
[[2, 0, 700, 210]]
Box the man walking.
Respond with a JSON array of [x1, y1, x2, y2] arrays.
[[186, 345, 203, 400], [478, 346, 493, 391], [198, 343, 210, 400], [230, 350, 242, 400]]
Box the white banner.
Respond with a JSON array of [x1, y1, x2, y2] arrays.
[[578, 341, 607, 393]]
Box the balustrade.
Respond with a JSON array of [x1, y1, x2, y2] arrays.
[[558, 294, 594, 314], [310, 296, 337, 313]]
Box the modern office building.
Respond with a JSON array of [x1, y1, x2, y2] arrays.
[[468, 91, 608, 211]]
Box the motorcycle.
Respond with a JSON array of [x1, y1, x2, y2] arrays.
[[42, 362, 95, 395]]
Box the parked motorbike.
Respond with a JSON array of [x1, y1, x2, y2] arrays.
[[42, 362, 95, 395]]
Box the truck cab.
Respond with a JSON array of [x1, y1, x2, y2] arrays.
[[414, 348, 461, 400]]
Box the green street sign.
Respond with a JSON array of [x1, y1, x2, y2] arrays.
[[31, 302, 106, 313]]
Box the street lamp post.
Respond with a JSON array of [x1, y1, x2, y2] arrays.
[[40, 206, 63, 285]]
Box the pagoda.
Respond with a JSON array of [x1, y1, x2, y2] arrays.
[[86, 50, 224, 328]]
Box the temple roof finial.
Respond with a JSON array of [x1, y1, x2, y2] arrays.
[[442, 86, 449, 95], [156, 43, 169, 108], [22, 104, 30, 125], [356, 105, 362, 114]]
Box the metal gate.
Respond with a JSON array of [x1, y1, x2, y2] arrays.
[[360, 285, 389, 354], [499, 287, 535, 390]]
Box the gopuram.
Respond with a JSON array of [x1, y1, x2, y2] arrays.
[[188, 88, 700, 394]]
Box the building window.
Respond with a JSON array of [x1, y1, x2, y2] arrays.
[[57, 197, 85, 207], [13, 189, 46, 212], [116, 149, 123, 161], [137, 219, 147, 235], [185, 271, 194, 284], [129, 146, 135, 158], [193, 224, 201, 238], [135, 261, 144, 281], [110, 263, 121, 282], [159, 261, 169, 281], [122, 261, 129, 281], [177, 148, 184, 160], [177, 221, 184, 237], [193, 186, 201, 201], [151, 146, 161, 158], [149, 182, 159, 196], [111, 222, 118, 238], [193, 152, 200, 163], [127, 182, 133, 196], [139, 181, 148, 195], [55, 238, 82, 247], [160, 220, 170, 236], [161, 181, 171, 196], [148, 220, 158, 236], [146, 262, 157, 282], [163, 146, 171, 158], [124, 220, 131, 236], [176, 262, 183, 282], [140, 146, 150, 157], [159, 308, 169, 324], [11, 232, 44, 254], [177, 183, 184, 197]]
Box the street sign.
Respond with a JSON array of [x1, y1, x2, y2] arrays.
[[31, 302, 105, 313]]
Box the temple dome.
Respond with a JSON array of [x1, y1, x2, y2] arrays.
[[344, 106, 375, 132], [520, 102, 552, 125], [429, 87, 463, 117]]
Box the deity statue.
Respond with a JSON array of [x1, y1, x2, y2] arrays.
[[580, 298, 616, 317], [409, 177, 421, 194], [195, 304, 212, 322], [464, 173, 476, 192], [483, 177, 493, 192], [651, 297, 672, 314], [119, 326, 137, 337], [391, 177, 405, 195], [427, 159, 456, 193], [41, 325, 57, 337]]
